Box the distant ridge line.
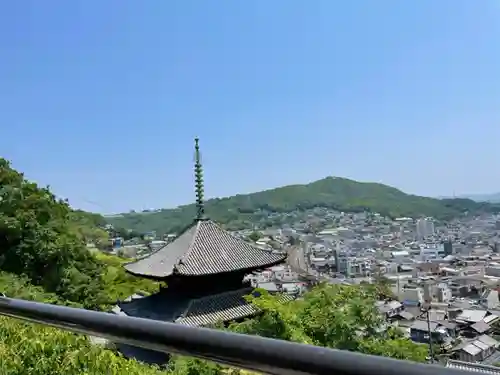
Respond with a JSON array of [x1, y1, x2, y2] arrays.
[[104, 176, 500, 236]]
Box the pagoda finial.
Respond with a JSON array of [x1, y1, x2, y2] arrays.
[[194, 137, 206, 220]]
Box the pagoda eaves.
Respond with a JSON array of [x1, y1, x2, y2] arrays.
[[125, 219, 286, 278]]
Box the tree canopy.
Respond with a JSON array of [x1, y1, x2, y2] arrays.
[[0, 271, 165, 375], [167, 283, 428, 374], [0, 158, 157, 309], [246, 231, 262, 242], [229, 283, 427, 363], [0, 159, 110, 307], [69, 209, 110, 248], [107, 176, 500, 235]]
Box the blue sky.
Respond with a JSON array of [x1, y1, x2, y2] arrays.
[[1, 1, 499, 213]]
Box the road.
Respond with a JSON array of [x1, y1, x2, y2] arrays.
[[286, 245, 351, 285], [287, 245, 308, 274]]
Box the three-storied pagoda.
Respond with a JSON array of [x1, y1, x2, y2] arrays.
[[116, 138, 287, 328]]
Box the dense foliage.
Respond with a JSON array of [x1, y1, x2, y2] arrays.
[[107, 176, 500, 235], [168, 283, 427, 374], [229, 283, 427, 362], [0, 272, 166, 375], [0, 159, 157, 309], [0, 159, 109, 307], [69, 209, 109, 247], [96, 252, 159, 303], [0, 318, 166, 375]]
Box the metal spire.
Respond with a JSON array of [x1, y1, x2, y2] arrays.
[[194, 137, 206, 220]]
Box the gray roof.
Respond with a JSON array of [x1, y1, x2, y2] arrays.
[[471, 321, 491, 334], [478, 334, 499, 348], [115, 287, 293, 327], [456, 309, 488, 323], [396, 311, 414, 320], [411, 320, 439, 331], [124, 219, 286, 278], [116, 287, 255, 325], [462, 343, 483, 356], [255, 281, 280, 292], [178, 288, 259, 326], [438, 320, 457, 329], [376, 300, 402, 313]]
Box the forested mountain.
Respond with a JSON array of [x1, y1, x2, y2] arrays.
[[107, 176, 500, 235]]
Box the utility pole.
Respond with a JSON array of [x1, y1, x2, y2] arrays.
[[397, 274, 400, 298], [424, 304, 435, 363]]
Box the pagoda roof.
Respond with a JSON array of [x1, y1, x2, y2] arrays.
[[178, 287, 258, 326], [114, 287, 293, 327], [124, 219, 286, 278]]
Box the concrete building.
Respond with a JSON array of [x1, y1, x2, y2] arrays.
[[444, 240, 453, 255], [416, 218, 435, 239]]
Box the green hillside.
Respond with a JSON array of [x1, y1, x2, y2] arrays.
[[106, 176, 500, 235]]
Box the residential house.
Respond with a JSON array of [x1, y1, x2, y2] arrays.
[[481, 289, 500, 309], [413, 263, 440, 277], [464, 321, 492, 338], [452, 335, 499, 363], [410, 320, 451, 344], [376, 300, 404, 319]]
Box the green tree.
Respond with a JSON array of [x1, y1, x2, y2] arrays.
[[247, 231, 261, 242], [0, 158, 108, 308], [0, 315, 168, 375], [229, 284, 427, 362], [168, 356, 222, 375], [370, 266, 395, 300], [0, 271, 166, 375]]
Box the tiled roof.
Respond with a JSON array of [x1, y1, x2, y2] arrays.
[[114, 287, 293, 327], [124, 219, 286, 278], [177, 287, 258, 326], [177, 288, 293, 327]]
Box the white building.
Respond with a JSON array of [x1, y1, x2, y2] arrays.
[[419, 244, 445, 261], [436, 283, 453, 303], [416, 218, 435, 239]]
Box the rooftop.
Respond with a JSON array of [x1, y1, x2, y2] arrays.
[[125, 219, 286, 277], [115, 287, 258, 326], [114, 286, 293, 327]]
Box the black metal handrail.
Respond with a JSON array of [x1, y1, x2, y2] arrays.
[[0, 295, 475, 375]]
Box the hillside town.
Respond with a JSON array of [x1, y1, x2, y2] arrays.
[[259, 211, 500, 370], [104, 210, 500, 371]]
